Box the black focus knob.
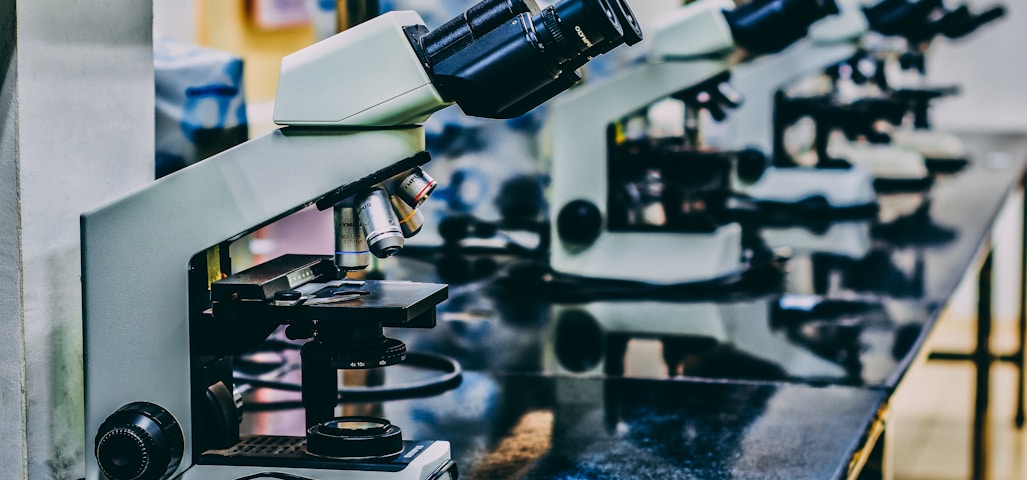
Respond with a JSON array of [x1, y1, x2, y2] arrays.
[[735, 148, 769, 184], [557, 199, 602, 247], [95, 402, 183, 480]]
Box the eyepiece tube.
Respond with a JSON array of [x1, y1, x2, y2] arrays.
[[334, 204, 370, 271], [427, 0, 634, 118], [423, 0, 541, 63], [607, 0, 643, 46], [562, 0, 643, 67], [546, 0, 623, 56], [863, 0, 938, 37], [725, 0, 840, 55], [356, 187, 404, 258], [939, 4, 1006, 39]]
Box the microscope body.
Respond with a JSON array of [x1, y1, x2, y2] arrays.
[[549, 0, 854, 283], [725, 0, 871, 153], [84, 17, 451, 480], [548, 0, 745, 284], [825, 0, 1006, 174], [274, 11, 450, 126], [81, 126, 455, 480], [84, 0, 646, 477], [548, 59, 745, 284], [721, 0, 880, 212]]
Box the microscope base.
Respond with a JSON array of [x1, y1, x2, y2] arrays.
[[833, 142, 933, 191], [739, 166, 877, 212], [184, 439, 454, 479], [551, 223, 744, 285], [892, 129, 969, 173], [760, 221, 872, 260]]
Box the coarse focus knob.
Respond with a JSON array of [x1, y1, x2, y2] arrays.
[[95, 402, 183, 480], [736, 148, 768, 184], [557, 199, 602, 247]]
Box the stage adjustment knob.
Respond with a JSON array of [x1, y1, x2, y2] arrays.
[[95, 402, 184, 480]]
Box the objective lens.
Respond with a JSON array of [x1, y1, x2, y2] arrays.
[[334, 205, 370, 271], [395, 167, 437, 207], [356, 187, 404, 258], [390, 195, 425, 239]]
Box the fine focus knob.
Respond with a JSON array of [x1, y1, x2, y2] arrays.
[[735, 148, 769, 184], [95, 402, 183, 480]]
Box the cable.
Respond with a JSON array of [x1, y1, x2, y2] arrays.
[[237, 352, 463, 411], [233, 473, 317, 480]]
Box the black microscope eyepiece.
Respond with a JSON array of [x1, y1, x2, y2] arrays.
[[937, 4, 1006, 39], [725, 0, 841, 56], [863, 0, 1005, 44], [421, 0, 540, 63], [414, 0, 643, 119]]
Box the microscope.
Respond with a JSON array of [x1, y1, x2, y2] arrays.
[[806, 0, 1006, 181], [728, 0, 905, 212], [82, 1, 641, 479], [866, 0, 1005, 170], [724, 0, 871, 151], [733, 0, 1003, 213], [548, 0, 840, 284]]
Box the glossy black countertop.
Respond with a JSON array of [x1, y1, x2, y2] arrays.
[[382, 134, 1027, 391], [242, 372, 886, 480], [233, 134, 1026, 480]]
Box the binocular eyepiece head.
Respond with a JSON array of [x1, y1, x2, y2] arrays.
[[414, 0, 644, 119], [726, 0, 841, 55], [863, 0, 1006, 44]]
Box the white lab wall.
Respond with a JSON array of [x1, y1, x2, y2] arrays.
[[2, 0, 154, 479], [930, 0, 1027, 132], [0, 0, 28, 478], [154, 0, 196, 41]]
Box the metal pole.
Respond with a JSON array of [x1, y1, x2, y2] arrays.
[[971, 249, 993, 480]]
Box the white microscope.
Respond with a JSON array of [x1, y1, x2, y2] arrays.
[[723, 0, 880, 212], [81, 1, 641, 479], [548, 0, 840, 285], [810, 0, 1006, 184]]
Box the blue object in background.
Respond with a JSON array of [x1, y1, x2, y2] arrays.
[[155, 37, 249, 179]]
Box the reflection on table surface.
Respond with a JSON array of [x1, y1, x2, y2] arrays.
[[241, 370, 886, 480], [230, 134, 1026, 479], [379, 140, 1027, 389]]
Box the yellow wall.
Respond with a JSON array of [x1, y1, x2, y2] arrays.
[[196, 0, 318, 102]]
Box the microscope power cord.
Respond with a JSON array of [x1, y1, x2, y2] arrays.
[[233, 473, 317, 480], [237, 351, 463, 411]]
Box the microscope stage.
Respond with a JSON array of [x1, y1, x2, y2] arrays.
[[213, 254, 448, 327]]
